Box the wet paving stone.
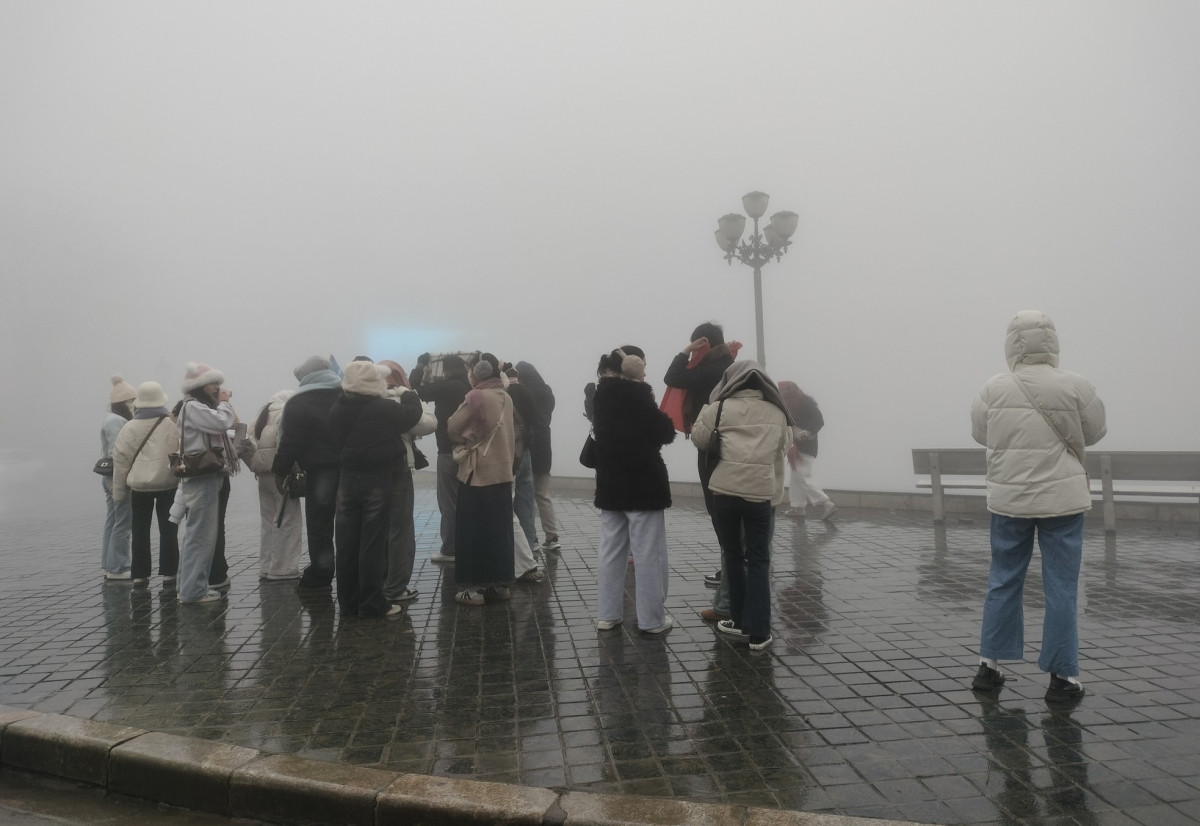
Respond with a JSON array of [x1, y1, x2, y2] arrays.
[[1, 483, 1199, 825]]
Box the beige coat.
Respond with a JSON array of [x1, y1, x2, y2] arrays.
[[245, 391, 292, 476], [111, 415, 179, 501], [692, 389, 792, 506], [971, 311, 1107, 518], [447, 384, 515, 486]]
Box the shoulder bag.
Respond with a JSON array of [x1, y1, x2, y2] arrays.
[[579, 429, 597, 469], [1009, 369, 1086, 472], [704, 399, 725, 474], [93, 456, 114, 476], [170, 401, 226, 478]]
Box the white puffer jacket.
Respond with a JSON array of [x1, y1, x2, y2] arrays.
[[692, 389, 792, 506], [245, 391, 293, 477], [111, 415, 180, 500], [971, 311, 1107, 518]]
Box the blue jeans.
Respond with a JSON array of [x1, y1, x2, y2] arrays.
[[711, 496, 774, 639], [178, 475, 224, 602], [335, 469, 392, 617], [980, 512, 1085, 677], [101, 477, 132, 574], [514, 451, 537, 550], [301, 466, 338, 587]]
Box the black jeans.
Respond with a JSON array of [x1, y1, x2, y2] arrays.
[[301, 465, 339, 587], [334, 469, 392, 617], [210, 476, 231, 585], [711, 494, 775, 639], [130, 488, 179, 579]]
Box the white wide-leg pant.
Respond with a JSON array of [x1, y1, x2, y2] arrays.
[[597, 509, 668, 630]]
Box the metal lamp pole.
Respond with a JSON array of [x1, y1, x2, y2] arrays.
[[714, 192, 799, 370]]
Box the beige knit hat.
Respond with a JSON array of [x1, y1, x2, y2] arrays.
[[109, 375, 137, 404], [134, 381, 168, 409]]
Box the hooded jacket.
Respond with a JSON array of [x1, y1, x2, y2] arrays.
[[413, 368, 472, 455], [516, 362, 555, 474], [592, 376, 676, 512], [272, 388, 341, 475], [971, 311, 1107, 518], [328, 389, 424, 473], [663, 343, 735, 432]]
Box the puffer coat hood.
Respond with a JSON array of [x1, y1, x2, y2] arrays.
[[692, 389, 792, 506], [246, 391, 293, 476], [972, 311, 1107, 518]]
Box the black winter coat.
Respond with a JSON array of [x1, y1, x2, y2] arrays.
[[412, 369, 471, 455], [272, 388, 342, 475], [662, 344, 735, 433], [517, 362, 555, 475], [791, 395, 824, 458], [592, 377, 676, 512], [327, 391, 424, 472], [507, 383, 538, 459]]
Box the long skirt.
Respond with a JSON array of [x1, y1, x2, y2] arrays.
[[455, 481, 515, 586]]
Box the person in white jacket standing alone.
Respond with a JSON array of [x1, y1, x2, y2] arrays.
[[970, 311, 1106, 703]]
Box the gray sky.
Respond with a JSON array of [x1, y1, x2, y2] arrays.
[[2, 1, 1197, 495]]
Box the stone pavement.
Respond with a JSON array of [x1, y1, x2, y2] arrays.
[[0, 482, 1198, 826]]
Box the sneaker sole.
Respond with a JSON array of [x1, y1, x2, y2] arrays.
[[1045, 687, 1085, 703], [971, 678, 1005, 692]]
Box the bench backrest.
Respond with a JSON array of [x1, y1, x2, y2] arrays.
[[912, 449, 1200, 481]]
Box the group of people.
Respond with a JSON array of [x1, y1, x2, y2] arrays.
[[98, 353, 560, 616]]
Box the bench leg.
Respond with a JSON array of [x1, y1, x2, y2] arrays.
[[1100, 455, 1115, 533], [930, 452, 945, 523]]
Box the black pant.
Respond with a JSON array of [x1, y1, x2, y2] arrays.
[[697, 450, 715, 516], [334, 469, 392, 617], [301, 465, 339, 587], [711, 495, 774, 639], [130, 488, 179, 579], [210, 476, 231, 585]]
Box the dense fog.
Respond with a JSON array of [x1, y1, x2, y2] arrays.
[[2, 2, 1198, 512]]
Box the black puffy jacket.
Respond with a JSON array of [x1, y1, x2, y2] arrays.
[[327, 391, 424, 472], [272, 388, 341, 474], [517, 362, 555, 475], [412, 369, 471, 455], [592, 377, 676, 512]]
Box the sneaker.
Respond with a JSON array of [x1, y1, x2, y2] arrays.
[[392, 588, 419, 602], [131, 578, 149, 585], [484, 585, 511, 600], [700, 608, 730, 622], [703, 570, 722, 588], [785, 507, 807, 519], [818, 500, 838, 520], [455, 588, 485, 606], [264, 572, 302, 581], [209, 577, 231, 591], [386, 604, 405, 617], [430, 553, 456, 564], [541, 537, 562, 554], [642, 615, 674, 634], [596, 618, 622, 630], [1046, 675, 1085, 703], [749, 634, 773, 650], [971, 663, 1007, 692], [162, 575, 176, 584], [180, 590, 223, 604], [104, 571, 131, 581], [518, 568, 545, 583], [716, 620, 747, 637]]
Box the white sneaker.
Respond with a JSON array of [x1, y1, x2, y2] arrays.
[[749, 634, 773, 650], [104, 571, 131, 581], [540, 537, 562, 554], [785, 507, 807, 519], [264, 572, 302, 581], [162, 576, 177, 584], [431, 553, 456, 564], [642, 615, 674, 634], [386, 604, 405, 617], [716, 619, 747, 637], [484, 585, 511, 600], [392, 588, 419, 602], [180, 590, 223, 604], [131, 578, 149, 585], [455, 588, 485, 606], [596, 618, 622, 631], [818, 500, 838, 520], [518, 568, 545, 583]]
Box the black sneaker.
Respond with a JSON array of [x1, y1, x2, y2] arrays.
[[703, 570, 722, 588], [971, 663, 1006, 691], [1045, 675, 1085, 703]]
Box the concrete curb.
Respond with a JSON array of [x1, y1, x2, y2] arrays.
[[0, 707, 926, 826]]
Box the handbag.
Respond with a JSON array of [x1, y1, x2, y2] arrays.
[[579, 431, 597, 469], [93, 415, 165, 476], [285, 467, 306, 498], [412, 444, 430, 471], [704, 399, 726, 473], [93, 456, 114, 476], [1009, 368, 1088, 475], [169, 401, 226, 478]]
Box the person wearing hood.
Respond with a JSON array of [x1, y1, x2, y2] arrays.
[[516, 361, 561, 554], [410, 353, 473, 564], [328, 361, 424, 618], [778, 381, 836, 521], [446, 354, 516, 606], [111, 382, 180, 585], [691, 361, 793, 650], [378, 360, 437, 605], [100, 375, 137, 581], [273, 356, 343, 590], [970, 311, 1106, 703], [589, 346, 677, 634], [175, 363, 240, 604], [245, 389, 303, 580]]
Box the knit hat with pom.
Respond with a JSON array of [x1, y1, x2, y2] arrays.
[[342, 360, 387, 397], [134, 381, 168, 409], [109, 375, 137, 404], [181, 363, 225, 394]]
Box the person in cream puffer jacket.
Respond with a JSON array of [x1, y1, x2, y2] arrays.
[[245, 390, 303, 580], [969, 310, 1106, 703]]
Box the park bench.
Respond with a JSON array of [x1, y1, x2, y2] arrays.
[[912, 449, 1200, 530]]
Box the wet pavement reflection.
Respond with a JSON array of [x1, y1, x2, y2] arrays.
[[1, 486, 1198, 825]]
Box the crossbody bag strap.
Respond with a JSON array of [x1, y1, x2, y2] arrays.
[[130, 416, 165, 467], [478, 409, 505, 457], [1010, 369, 1085, 469]]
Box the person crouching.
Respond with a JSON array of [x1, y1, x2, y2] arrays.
[[328, 361, 424, 618]]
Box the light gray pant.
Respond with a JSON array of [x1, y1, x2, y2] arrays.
[[533, 473, 558, 539], [788, 454, 830, 508], [597, 510, 668, 630], [436, 453, 459, 557], [178, 474, 223, 602], [514, 452, 537, 549], [384, 471, 416, 600], [102, 477, 132, 574]]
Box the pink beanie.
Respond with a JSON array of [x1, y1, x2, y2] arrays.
[[181, 362, 225, 394]]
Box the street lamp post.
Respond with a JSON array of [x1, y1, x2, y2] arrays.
[[714, 191, 798, 369]]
